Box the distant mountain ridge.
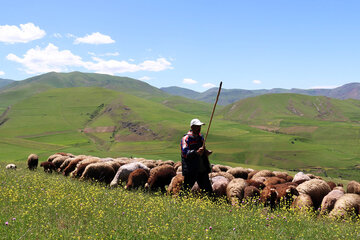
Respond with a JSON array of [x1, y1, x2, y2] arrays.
[[0, 78, 14, 89], [161, 83, 360, 105]]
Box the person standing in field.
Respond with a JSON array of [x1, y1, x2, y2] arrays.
[[180, 118, 213, 195]]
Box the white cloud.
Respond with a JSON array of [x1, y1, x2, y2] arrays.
[[103, 52, 119, 56], [66, 33, 75, 38], [74, 32, 115, 45], [253, 80, 262, 84], [202, 83, 216, 88], [6, 43, 84, 74], [129, 59, 135, 62], [183, 78, 197, 84], [0, 71, 4, 76], [53, 33, 62, 38], [310, 85, 339, 89], [139, 76, 152, 81], [0, 23, 46, 44], [7, 44, 173, 75]]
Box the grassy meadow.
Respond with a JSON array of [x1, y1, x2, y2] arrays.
[[1, 165, 359, 240], [1, 86, 360, 181]]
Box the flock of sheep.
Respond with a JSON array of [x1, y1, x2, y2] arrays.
[[5, 152, 360, 219]]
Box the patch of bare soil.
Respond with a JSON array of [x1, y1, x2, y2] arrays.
[[278, 126, 318, 134], [83, 126, 116, 133], [114, 121, 159, 142], [250, 125, 280, 132]]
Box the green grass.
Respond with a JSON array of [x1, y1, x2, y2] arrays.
[[1, 166, 359, 239]]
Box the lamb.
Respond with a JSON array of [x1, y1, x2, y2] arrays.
[[226, 178, 248, 205], [80, 162, 116, 184], [226, 167, 248, 179], [40, 161, 56, 173], [211, 176, 230, 197], [260, 182, 299, 209], [292, 172, 311, 184], [320, 189, 345, 214], [125, 168, 149, 190], [292, 194, 313, 211], [347, 180, 360, 195], [27, 153, 39, 170], [329, 193, 360, 219], [296, 179, 331, 210], [5, 164, 16, 169], [145, 165, 176, 192], [62, 155, 87, 176], [110, 162, 150, 187], [167, 174, 184, 196]]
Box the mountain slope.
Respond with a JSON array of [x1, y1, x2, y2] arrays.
[[0, 78, 14, 89], [160, 86, 200, 99], [162, 83, 360, 105]]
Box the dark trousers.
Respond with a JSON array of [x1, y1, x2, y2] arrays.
[[182, 172, 213, 194]]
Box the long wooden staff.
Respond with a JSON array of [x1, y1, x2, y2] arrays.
[[203, 81, 222, 148]]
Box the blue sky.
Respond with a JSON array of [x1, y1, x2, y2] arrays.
[[1, 0, 360, 92]]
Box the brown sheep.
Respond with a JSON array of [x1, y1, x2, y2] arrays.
[[158, 160, 175, 166], [320, 189, 345, 214], [292, 194, 313, 211], [27, 153, 39, 170], [167, 174, 184, 196], [80, 162, 116, 184], [260, 182, 299, 209], [62, 155, 87, 176], [72, 157, 101, 178], [247, 170, 259, 180], [264, 177, 286, 187], [244, 186, 260, 201], [347, 180, 360, 195], [125, 168, 149, 190], [40, 161, 56, 173], [139, 160, 157, 169], [326, 181, 337, 190], [58, 158, 74, 173], [52, 156, 70, 169], [329, 193, 360, 219], [226, 178, 248, 205], [226, 167, 248, 179], [145, 165, 176, 192], [273, 171, 291, 181], [173, 162, 182, 171], [296, 179, 331, 210], [47, 154, 62, 162], [245, 179, 266, 190]]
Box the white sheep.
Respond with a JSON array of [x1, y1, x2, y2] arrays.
[[296, 179, 331, 210], [5, 164, 17, 169], [292, 172, 311, 184], [329, 193, 360, 219], [226, 178, 248, 205], [110, 162, 150, 187], [320, 189, 345, 214]]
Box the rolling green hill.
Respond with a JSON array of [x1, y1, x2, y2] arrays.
[[0, 78, 14, 89], [0, 71, 167, 113]]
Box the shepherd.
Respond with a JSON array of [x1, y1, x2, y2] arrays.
[[180, 82, 222, 195]]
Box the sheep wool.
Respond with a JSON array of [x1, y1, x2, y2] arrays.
[[320, 189, 345, 214], [110, 162, 150, 187], [80, 162, 116, 184], [126, 168, 149, 189], [209, 172, 234, 182], [226, 167, 248, 179], [329, 193, 360, 219], [226, 178, 248, 205], [40, 161, 56, 173], [27, 153, 39, 170], [146, 165, 176, 192], [5, 164, 16, 169], [211, 176, 230, 197], [243, 186, 260, 200], [251, 170, 274, 179], [167, 173, 184, 196], [296, 179, 331, 210], [292, 172, 311, 184], [292, 194, 313, 211], [347, 181, 360, 195]]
